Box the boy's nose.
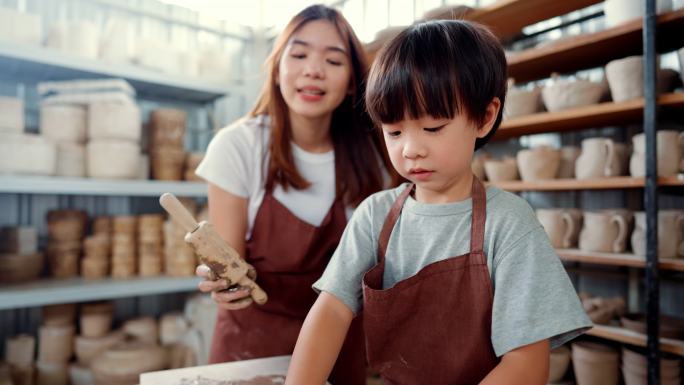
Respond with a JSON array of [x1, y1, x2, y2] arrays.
[[402, 140, 427, 159]]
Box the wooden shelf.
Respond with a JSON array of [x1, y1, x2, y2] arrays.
[[494, 93, 684, 140], [508, 8, 684, 82], [491, 176, 684, 191], [587, 325, 684, 357], [557, 249, 684, 272]]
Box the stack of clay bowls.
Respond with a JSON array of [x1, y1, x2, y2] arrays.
[[572, 341, 620, 385], [137, 214, 165, 276], [484, 157, 519, 182], [542, 74, 604, 112], [40, 103, 87, 177], [38, 304, 76, 385], [150, 108, 186, 181], [164, 198, 198, 276], [184, 152, 204, 181], [621, 347, 681, 385], [0, 226, 43, 283], [516, 145, 561, 181], [46, 210, 87, 278], [111, 216, 137, 278], [504, 79, 544, 119], [5, 334, 35, 385], [81, 216, 111, 279]]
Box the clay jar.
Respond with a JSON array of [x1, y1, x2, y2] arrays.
[[579, 211, 629, 253], [537, 209, 582, 249], [558, 146, 581, 179], [483, 157, 519, 182], [631, 210, 684, 258], [575, 138, 620, 179], [630, 130, 684, 177], [516, 145, 561, 181], [572, 341, 620, 385]]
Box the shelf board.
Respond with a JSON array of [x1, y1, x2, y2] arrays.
[[0, 41, 236, 103], [508, 8, 684, 82], [467, 0, 602, 40], [557, 249, 684, 272], [495, 93, 684, 140], [0, 175, 207, 197], [490, 176, 684, 191], [0, 276, 201, 310], [587, 325, 684, 357]]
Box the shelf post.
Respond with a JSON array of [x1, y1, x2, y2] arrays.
[[642, 0, 660, 383]]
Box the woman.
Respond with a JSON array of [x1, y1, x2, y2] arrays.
[[194, 5, 391, 385]]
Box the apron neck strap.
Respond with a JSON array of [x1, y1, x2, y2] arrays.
[[377, 184, 414, 263]]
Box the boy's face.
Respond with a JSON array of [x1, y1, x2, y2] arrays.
[[381, 101, 499, 204]]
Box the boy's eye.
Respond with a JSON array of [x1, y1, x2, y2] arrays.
[[424, 125, 445, 133], [386, 131, 401, 137]]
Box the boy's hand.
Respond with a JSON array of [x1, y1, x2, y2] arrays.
[[196, 264, 254, 310]]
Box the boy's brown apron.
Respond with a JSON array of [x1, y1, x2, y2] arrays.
[[209, 191, 366, 385], [362, 178, 500, 385]]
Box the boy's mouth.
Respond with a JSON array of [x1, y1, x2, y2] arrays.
[[409, 168, 434, 180]]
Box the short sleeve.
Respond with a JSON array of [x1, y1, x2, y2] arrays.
[[490, 226, 592, 356], [195, 122, 254, 198], [313, 198, 378, 315]]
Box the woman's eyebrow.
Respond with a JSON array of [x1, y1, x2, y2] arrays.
[[291, 39, 347, 54]]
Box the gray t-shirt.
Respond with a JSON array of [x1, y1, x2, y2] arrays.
[[314, 183, 592, 357]]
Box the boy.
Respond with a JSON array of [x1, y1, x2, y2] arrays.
[[285, 20, 591, 385]]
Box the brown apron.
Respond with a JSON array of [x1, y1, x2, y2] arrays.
[[209, 191, 366, 385], [362, 178, 500, 385]]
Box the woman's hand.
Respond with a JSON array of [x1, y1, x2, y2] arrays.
[[196, 264, 254, 310]]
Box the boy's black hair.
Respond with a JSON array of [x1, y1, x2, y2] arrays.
[[366, 20, 508, 150]]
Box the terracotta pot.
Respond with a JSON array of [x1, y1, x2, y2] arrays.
[[579, 211, 628, 253], [43, 303, 76, 326], [38, 325, 75, 364], [150, 109, 186, 147], [558, 146, 581, 179], [80, 302, 114, 338], [542, 76, 603, 112], [151, 147, 186, 181], [0, 252, 44, 283], [575, 138, 620, 179], [516, 146, 561, 181], [630, 130, 684, 177], [604, 0, 672, 27], [484, 157, 519, 182], [549, 345, 571, 383], [571, 341, 619, 385], [47, 210, 87, 242]]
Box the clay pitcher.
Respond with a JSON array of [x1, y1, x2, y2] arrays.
[[579, 211, 628, 253], [632, 210, 684, 258], [576, 138, 619, 179], [630, 130, 684, 177], [516, 145, 561, 181], [558, 146, 581, 179], [537, 209, 580, 249]]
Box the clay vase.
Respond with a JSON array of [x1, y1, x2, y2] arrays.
[[558, 146, 581, 179], [631, 210, 684, 258], [629, 130, 684, 177], [572, 341, 619, 385], [537, 209, 581, 249], [516, 145, 561, 181], [542, 75, 604, 112], [579, 211, 628, 253], [575, 138, 620, 179], [604, 0, 672, 28], [549, 345, 571, 383], [484, 157, 519, 182]]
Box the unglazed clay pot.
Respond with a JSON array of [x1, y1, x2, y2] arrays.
[[604, 0, 672, 28], [579, 211, 629, 253], [629, 130, 684, 177], [504, 81, 543, 119], [620, 313, 684, 339], [575, 138, 620, 179], [605, 56, 682, 102], [516, 145, 561, 181], [572, 341, 619, 385], [484, 157, 519, 182], [542, 75, 603, 112], [537, 209, 581, 249], [549, 345, 571, 383], [631, 210, 684, 258], [558, 146, 581, 179]]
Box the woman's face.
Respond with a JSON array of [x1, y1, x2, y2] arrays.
[[278, 19, 352, 123]]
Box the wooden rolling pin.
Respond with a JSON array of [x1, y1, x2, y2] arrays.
[[159, 193, 268, 305]]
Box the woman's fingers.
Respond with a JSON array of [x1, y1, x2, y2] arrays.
[[212, 289, 254, 310], [198, 278, 229, 293]]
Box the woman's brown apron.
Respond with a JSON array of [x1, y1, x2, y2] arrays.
[[362, 178, 500, 385], [209, 191, 366, 385]]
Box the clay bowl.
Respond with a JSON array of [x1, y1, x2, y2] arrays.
[[542, 77, 604, 112], [620, 313, 684, 339], [504, 87, 542, 119], [484, 158, 519, 182], [516, 146, 561, 181]]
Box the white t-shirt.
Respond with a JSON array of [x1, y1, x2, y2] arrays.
[[195, 115, 354, 238]]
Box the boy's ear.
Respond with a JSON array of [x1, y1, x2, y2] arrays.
[[476, 97, 502, 138]]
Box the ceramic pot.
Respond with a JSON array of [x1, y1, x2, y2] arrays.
[[516, 146, 561, 181], [542, 76, 603, 112], [605, 56, 680, 102], [537, 209, 582, 249], [504, 85, 543, 119], [575, 138, 620, 179], [629, 130, 684, 177], [604, 0, 672, 28], [484, 157, 519, 182], [579, 211, 628, 253], [631, 210, 684, 258], [572, 341, 619, 385], [558, 146, 581, 179]]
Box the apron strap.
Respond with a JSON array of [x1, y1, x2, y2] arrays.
[[377, 184, 414, 264], [470, 176, 486, 254]]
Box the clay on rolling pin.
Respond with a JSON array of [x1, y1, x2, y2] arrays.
[[178, 375, 285, 385]]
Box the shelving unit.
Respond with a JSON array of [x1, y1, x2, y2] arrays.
[[489, 176, 684, 192], [0, 276, 201, 310], [494, 93, 684, 140], [0, 175, 207, 197], [508, 8, 684, 82], [557, 249, 684, 272], [587, 325, 684, 357]]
